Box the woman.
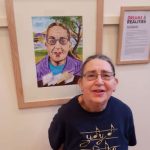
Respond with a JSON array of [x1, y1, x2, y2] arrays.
[[48, 54, 137, 150], [36, 23, 82, 87]]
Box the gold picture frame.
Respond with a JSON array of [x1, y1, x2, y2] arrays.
[[6, 0, 104, 108], [117, 6, 150, 65]]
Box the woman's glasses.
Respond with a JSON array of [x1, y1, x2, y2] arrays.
[[47, 36, 69, 45], [82, 71, 115, 81]]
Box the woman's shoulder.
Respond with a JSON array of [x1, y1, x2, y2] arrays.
[[67, 56, 82, 64], [36, 55, 49, 68], [110, 96, 132, 113], [58, 95, 80, 114]]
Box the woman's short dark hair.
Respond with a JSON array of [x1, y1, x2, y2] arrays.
[[81, 54, 115, 76]]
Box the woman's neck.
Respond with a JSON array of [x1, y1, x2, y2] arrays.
[[50, 58, 66, 66], [78, 95, 107, 112]]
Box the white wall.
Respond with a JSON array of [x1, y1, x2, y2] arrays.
[[0, 0, 150, 150]]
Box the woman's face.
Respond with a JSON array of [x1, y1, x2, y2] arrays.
[[46, 26, 70, 65], [79, 58, 118, 106]]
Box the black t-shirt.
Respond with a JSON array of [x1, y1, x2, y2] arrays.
[[48, 96, 137, 150]]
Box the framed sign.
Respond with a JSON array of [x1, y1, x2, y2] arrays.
[[6, 0, 104, 108], [117, 6, 150, 65]]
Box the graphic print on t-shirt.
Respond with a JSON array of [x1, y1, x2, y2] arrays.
[[79, 124, 120, 150]]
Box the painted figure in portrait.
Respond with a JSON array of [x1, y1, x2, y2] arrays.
[[32, 16, 83, 87]]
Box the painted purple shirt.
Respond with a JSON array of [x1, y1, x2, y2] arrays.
[[36, 55, 82, 81]]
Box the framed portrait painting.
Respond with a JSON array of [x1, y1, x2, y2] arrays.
[[6, 0, 104, 108]]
